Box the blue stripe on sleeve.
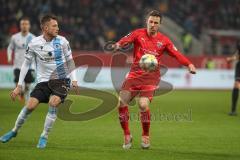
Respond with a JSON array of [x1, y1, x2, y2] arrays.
[[53, 38, 66, 79]]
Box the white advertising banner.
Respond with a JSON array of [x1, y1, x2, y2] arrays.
[[0, 66, 234, 89]]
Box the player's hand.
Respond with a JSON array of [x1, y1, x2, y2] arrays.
[[10, 85, 22, 101], [226, 57, 235, 62], [7, 57, 12, 63], [226, 57, 232, 62], [72, 81, 79, 95], [188, 64, 196, 74], [111, 43, 120, 52]]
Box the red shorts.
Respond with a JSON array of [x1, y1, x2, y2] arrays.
[[121, 75, 160, 101]]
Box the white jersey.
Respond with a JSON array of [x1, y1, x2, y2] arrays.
[[25, 35, 76, 83], [7, 32, 35, 69]]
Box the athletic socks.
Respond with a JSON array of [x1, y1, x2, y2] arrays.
[[12, 107, 33, 132], [119, 106, 151, 137], [40, 106, 57, 138], [140, 108, 150, 136], [231, 88, 239, 112], [118, 106, 130, 135], [24, 89, 30, 102]]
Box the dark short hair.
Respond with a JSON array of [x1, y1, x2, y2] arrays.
[[40, 14, 58, 26], [147, 10, 163, 23], [20, 16, 30, 22]]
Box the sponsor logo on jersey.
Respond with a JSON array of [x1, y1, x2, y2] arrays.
[[40, 57, 55, 62], [157, 41, 163, 48], [141, 38, 145, 42], [48, 52, 53, 57], [54, 43, 61, 50]]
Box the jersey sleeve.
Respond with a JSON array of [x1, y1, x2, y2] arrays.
[[17, 41, 34, 85], [165, 38, 191, 66], [7, 36, 15, 61], [62, 38, 77, 81], [117, 30, 138, 47], [25, 42, 35, 61], [62, 39, 72, 60], [17, 59, 31, 86]]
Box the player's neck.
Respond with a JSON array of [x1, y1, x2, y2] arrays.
[[21, 31, 28, 36], [43, 34, 55, 42], [147, 30, 158, 37]]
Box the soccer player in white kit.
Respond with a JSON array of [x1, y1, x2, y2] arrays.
[[7, 17, 36, 102], [0, 14, 78, 149]]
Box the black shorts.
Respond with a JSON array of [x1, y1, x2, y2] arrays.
[[30, 79, 71, 103], [14, 68, 35, 83], [235, 61, 240, 81]]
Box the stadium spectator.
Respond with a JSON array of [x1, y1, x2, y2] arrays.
[[0, 0, 239, 50]]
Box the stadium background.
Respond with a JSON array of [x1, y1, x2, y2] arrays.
[[0, 0, 240, 160]]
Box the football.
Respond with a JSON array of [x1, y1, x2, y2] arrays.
[[139, 54, 158, 72]]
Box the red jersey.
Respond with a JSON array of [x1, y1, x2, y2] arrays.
[[117, 28, 191, 79]]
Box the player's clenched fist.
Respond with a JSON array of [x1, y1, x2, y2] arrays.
[[188, 64, 196, 74], [10, 85, 22, 101]]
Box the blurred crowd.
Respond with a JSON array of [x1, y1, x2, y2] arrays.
[[167, 0, 240, 38], [0, 0, 239, 51]]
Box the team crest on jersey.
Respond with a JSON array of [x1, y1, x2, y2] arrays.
[[48, 52, 53, 57], [157, 41, 163, 48], [53, 43, 61, 50]]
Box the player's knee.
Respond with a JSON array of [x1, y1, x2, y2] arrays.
[[119, 96, 130, 106], [119, 97, 128, 106], [48, 101, 59, 107], [26, 105, 35, 111], [119, 91, 131, 106], [138, 101, 148, 111], [26, 98, 39, 110], [49, 96, 61, 107], [139, 104, 148, 111], [234, 81, 240, 88], [138, 97, 149, 111]]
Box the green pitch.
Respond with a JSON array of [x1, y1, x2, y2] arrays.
[[0, 89, 239, 160]]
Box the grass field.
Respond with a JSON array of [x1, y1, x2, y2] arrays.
[[0, 89, 240, 160]]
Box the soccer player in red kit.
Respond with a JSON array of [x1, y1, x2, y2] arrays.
[[112, 10, 196, 149]]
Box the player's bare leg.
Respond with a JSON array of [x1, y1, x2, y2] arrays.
[[229, 81, 240, 116], [37, 95, 61, 149], [138, 97, 151, 149], [118, 90, 133, 149], [0, 97, 39, 143]]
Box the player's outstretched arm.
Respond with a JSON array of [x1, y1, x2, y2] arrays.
[[10, 58, 31, 101], [226, 51, 239, 62], [63, 39, 79, 94], [166, 38, 196, 74], [10, 85, 22, 101], [188, 64, 196, 74], [111, 30, 138, 52], [7, 36, 15, 63], [111, 43, 120, 52]]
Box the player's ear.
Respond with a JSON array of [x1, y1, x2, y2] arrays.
[[40, 24, 44, 30], [145, 16, 149, 25], [41, 24, 47, 31]]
